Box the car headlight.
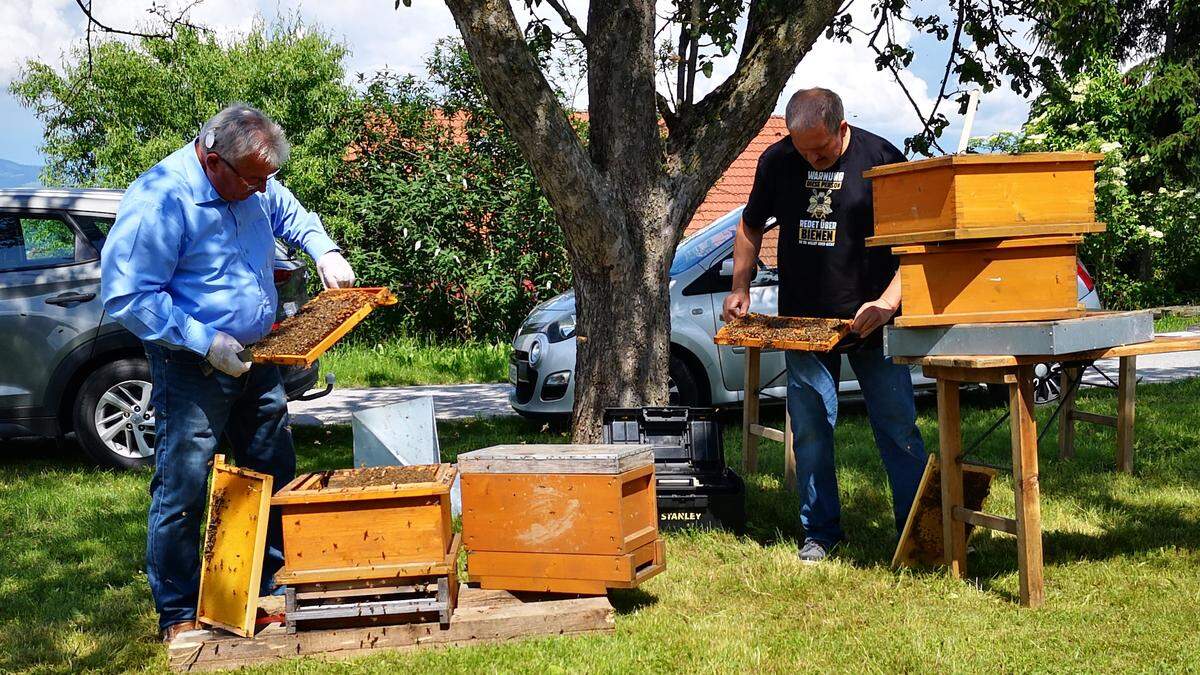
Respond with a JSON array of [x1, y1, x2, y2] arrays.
[[528, 336, 544, 366], [546, 314, 576, 343]]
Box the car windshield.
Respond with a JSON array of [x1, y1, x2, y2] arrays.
[[669, 207, 743, 275]]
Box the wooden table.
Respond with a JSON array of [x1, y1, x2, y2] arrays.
[[894, 335, 1200, 607]]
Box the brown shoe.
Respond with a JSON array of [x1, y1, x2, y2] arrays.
[[160, 620, 200, 644]]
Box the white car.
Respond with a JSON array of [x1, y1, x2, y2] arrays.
[[509, 207, 1103, 417]]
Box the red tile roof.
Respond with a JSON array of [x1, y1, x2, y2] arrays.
[[687, 115, 787, 234]]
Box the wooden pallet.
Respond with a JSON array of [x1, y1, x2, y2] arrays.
[[168, 585, 615, 672], [714, 313, 852, 352]]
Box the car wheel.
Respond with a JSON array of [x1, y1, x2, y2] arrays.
[[668, 354, 703, 406], [73, 358, 156, 470]]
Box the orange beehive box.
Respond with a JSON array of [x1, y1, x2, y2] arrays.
[[459, 444, 666, 595], [892, 235, 1084, 327], [863, 152, 1105, 246], [271, 464, 458, 585]]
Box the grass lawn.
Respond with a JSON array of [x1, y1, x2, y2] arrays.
[[1154, 313, 1200, 334], [318, 337, 508, 388], [3, 379, 1200, 671]]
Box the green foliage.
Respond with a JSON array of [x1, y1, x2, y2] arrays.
[[973, 61, 1200, 309], [8, 17, 354, 209], [1031, 0, 1200, 185], [324, 40, 572, 342]]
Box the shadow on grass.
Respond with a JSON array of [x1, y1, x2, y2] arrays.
[[608, 587, 659, 615]]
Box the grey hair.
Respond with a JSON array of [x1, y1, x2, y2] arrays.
[[199, 104, 290, 167], [784, 88, 844, 135]]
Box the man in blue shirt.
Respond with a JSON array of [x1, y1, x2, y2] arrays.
[[101, 104, 356, 643]]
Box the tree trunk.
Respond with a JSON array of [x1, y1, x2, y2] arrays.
[[442, 0, 841, 440], [570, 209, 674, 441]]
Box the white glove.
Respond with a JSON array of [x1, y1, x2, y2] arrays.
[[317, 250, 355, 289], [206, 331, 251, 377]]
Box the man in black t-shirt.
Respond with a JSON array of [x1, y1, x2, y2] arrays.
[[722, 88, 928, 563]]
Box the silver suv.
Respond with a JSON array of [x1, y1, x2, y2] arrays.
[[0, 188, 327, 469], [510, 206, 1103, 417]]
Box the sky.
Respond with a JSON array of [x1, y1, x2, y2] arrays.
[[0, 0, 1037, 166]]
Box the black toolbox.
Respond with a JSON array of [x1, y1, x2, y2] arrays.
[[603, 407, 746, 534]]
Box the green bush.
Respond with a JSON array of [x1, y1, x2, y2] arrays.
[[973, 61, 1200, 309], [324, 40, 572, 342]]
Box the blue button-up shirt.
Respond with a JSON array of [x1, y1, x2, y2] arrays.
[[101, 142, 338, 355]]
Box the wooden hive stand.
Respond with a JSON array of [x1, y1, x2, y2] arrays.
[[894, 335, 1200, 607], [271, 463, 460, 631]]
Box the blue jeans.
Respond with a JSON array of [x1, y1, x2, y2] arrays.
[[785, 347, 927, 547], [143, 342, 295, 630]]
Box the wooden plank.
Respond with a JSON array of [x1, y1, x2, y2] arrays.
[[862, 151, 1105, 178], [457, 444, 654, 475], [749, 423, 785, 443], [953, 507, 1017, 535], [921, 365, 1017, 385], [784, 404, 797, 493], [1010, 366, 1045, 608], [1070, 410, 1117, 428], [468, 537, 660, 583], [894, 335, 1200, 368], [1058, 365, 1080, 460], [196, 455, 272, 638], [896, 308, 1087, 328], [473, 575, 609, 595], [461, 465, 657, 556], [1117, 355, 1137, 474], [866, 222, 1106, 247], [743, 347, 761, 473], [891, 234, 1085, 255], [937, 380, 968, 578], [168, 587, 615, 672]]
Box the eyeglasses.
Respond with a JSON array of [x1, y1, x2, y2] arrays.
[[209, 152, 279, 190]]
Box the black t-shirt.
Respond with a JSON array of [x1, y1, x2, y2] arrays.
[[743, 126, 905, 350]]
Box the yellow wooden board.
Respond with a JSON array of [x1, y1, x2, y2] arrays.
[[892, 455, 997, 568], [197, 455, 273, 637]]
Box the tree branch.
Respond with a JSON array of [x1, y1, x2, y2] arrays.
[[442, 0, 628, 270], [664, 0, 841, 237], [543, 0, 588, 45]]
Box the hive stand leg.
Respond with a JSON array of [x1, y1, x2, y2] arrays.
[[742, 347, 761, 473], [784, 402, 797, 492], [285, 586, 297, 634], [937, 379, 967, 578], [437, 577, 451, 629], [1010, 366, 1045, 608], [1116, 356, 1137, 474], [1058, 365, 1079, 460]]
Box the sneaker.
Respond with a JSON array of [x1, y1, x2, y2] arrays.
[[798, 538, 838, 565]]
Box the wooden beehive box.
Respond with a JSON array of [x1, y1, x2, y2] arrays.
[[459, 444, 666, 595], [864, 152, 1105, 246], [891, 235, 1084, 327], [272, 464, 458, 585]]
